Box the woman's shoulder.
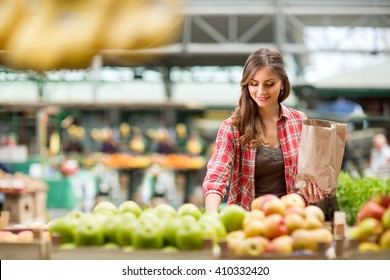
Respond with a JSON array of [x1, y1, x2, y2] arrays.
[[281, 104, 307, 120]]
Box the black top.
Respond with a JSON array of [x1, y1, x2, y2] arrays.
[[254, 145, 287, 198]]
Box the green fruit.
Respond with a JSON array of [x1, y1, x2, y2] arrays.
[[118, 200, 142, 217], [65, 210, 84, 220], [175, 222, 203, 250], [199, 214, 227, 239], [102, 214, 123, 243], [154, 203, 177, 219], [92, 201, 118, 215], [177, 203, 202, 220], [74, 214, 105, 246], [163, 217, 184, 246], [48, 217, 78, 244], [115, 219, 139, 247], [132, 222, 164, 249], [218, 204, 246, 232]]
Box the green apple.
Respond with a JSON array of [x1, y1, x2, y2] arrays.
[[175, 221, 203, 250], [48, 216, 78, 244], [199, 221, 218, 245], [118, 200, 143, 217], [132, 222, 164, 249], [198, 214, 227, 239], [115, 219, 139, 247], [92, 201, 118, 215], [65, 209, 84, 220], [138, 209, 161, 228], [102, 214, 124, 243], [74, 214, 105, 246], [163, 245, 179, 252], [163, 216, 184, 246], [154, 203, 177, 219], [218, 204, 246, 232], [177, 203, 202, 220]]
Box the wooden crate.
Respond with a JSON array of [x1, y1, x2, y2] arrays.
[[50, 237, 216, 260], [0, 229, 51, 260], [217, 240, 328, 260], [51, 247, 216, 260]]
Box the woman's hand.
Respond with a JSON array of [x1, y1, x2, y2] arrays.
[[300, 181, 324, 204]]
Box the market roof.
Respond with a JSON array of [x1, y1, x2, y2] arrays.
[[293, 60, 390, 99]]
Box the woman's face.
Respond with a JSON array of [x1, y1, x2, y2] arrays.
[[248, 67, 283, 108]]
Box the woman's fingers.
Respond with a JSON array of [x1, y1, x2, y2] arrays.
[[300, 181, 324, 204]]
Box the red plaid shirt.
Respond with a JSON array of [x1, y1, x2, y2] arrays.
[[203, 104, 307, 211]]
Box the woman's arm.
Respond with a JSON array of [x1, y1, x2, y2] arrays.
[[205, 193, 222, 213]]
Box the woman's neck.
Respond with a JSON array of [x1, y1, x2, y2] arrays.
[[258, 104, 280, 122]]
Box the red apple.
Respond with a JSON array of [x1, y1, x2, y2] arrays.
[[304, 205, 325, 222], [266, 235, 293, 254], [262, 214, 288, 239], [284, 213, 305, 234], [242, 210, 266, 228], [382, 208, 390, 229], [17, 230, 34, 243], [251, 194, 279, 211], [225, 230, 246, 253], [311, 228, 333, 245], [358, 242, 380, 253], [379, 229, 390, 250], [244, 219, 265, 237], [291, 229, 318, 251], [285, 205, 305, 217], [350, 218, 384, 241], [358, 201, 386, 222], [372, 194, 390, 208], [304, 216, 324, 230], [262, 199, 286, 216], [234, 236, 268, 257], [280, 193, 306, 209]]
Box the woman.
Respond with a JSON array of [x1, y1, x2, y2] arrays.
[[203, 48, 324, 213]]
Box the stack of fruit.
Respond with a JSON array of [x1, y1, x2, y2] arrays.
[[347, 194, 390, 253], [48, 201, 227, 252], [221, 194, 333, 257]]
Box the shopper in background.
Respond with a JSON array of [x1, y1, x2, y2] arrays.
[[368, 133, 390, 176], [101, 134, 118, 154], [202, 48, 324, 212]]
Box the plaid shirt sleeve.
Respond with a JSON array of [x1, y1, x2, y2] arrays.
[[202, 119, 236, 200]]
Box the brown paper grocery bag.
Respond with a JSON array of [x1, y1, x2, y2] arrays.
[[296, 119, 348, 197]]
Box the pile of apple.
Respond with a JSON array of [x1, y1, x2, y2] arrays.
[[48, 200, 227, 251], [0, 230, 36, 243], [222, 193, 333, 257], [347, 194, 390, 253]]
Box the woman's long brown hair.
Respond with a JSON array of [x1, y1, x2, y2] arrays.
[[230, 48, 291, 147]]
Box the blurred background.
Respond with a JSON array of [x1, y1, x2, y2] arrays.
[[1, 0, 390, 224]]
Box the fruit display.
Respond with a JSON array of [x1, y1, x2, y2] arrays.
[[347, 194, 390, 255], [221, 193, 333, 258], [337, 172, 390, 225], [48, 201, 226, 254]]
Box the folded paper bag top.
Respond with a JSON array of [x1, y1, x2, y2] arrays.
[[295, 119, 348, 197]]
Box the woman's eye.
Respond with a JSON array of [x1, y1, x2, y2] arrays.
[[266, 83, 274, 87]]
